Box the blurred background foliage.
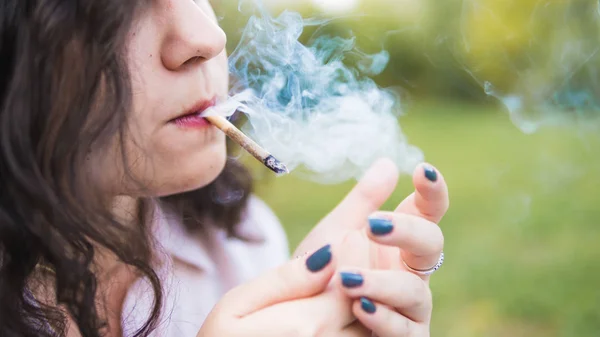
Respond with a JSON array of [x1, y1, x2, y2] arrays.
[[212, 1, 600, 336], [216, 0, 600, 104]]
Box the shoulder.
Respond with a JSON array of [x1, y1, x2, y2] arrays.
[[245, 195, 283, 233], [236, 195, 290, 265]]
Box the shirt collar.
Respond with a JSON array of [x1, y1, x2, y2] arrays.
[[150, 204, 216, 273], [148, 197, 267, 273]]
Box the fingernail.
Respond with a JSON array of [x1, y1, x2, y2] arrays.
[[424, 165, 438, 182], [305, 244, 332, 272], [340, 272, 363, 288], [360, 297, 376, 314], [368, 217, 394, 235]]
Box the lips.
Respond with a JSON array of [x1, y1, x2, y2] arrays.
[[169, 97, 217, 123]]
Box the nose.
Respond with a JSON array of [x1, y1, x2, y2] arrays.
[[160, 2, 227, 70]]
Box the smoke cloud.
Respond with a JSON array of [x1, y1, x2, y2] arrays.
[[207, 3, 423, 183]]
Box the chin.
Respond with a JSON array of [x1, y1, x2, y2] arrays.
[[185, 150, 228, 191], [150, 141, 228, 197]]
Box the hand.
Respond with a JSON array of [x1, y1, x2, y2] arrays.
[[292, 159, 448, 336], [367, 162, 448, 282], [198, 244, 371, 337], [336, 267, 433, 337], [294, 159, 448, 282], [293, 158, 401, 258], [338, 166, 448, 336], [329, 226, 434, 337], [199, 163, 421, 337]]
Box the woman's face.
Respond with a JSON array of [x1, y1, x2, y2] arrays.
[[115, 0, 229, 197]]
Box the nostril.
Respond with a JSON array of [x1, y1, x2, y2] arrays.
[[182, 55, 204, 67]]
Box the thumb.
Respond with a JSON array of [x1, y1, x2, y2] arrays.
[[395, 163, 449, 223], [295, 158, 399, 256], [219, 244, 336, 317]]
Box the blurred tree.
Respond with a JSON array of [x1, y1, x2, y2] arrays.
[[459, 0, 600, 100], [214, 0, 600, 109]]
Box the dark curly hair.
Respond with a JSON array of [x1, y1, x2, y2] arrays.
[[0, 1, 252, 336]]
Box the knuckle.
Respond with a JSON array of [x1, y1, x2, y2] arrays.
[[403, 224, 444, 257], [361, 274, 376, 295], [273, 265, 301, 292], [428, 227, 445, 254], [413, 219, 444, 256], [421, 286, 433, 311], [200, 304, 234, 336], [404, 273, 430, 308], [386, 307, 411, 336], [403, 214, 420, 231], [381, 305, 395, 324], [218, 287, 239, 307], [358, 191, 381, 213]]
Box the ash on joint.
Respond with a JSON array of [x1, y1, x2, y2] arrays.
[[264, 155, 289, 175]]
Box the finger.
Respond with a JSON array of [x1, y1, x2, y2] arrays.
[[294, 158, 399, 256], [245, 238, 367, 337], [334, 158, 399, 223], [243, 290, 357, 336], [395, 163, 449, 224], [366, 212, 444, 276], [353, 297, 421, 337], [337, 269, 432, 322], [327, 231, 372, 327], [221, 244, 335, 317]]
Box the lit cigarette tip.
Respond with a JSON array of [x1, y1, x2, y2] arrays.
[[263, 155, 289, 175]]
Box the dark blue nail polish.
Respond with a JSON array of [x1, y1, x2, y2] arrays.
[[360, 297, 376, 314], [305, 244, 332, 272], [369, 217, 394, 235], [424, 166, 438, 182], [340, 272, 363, 288]]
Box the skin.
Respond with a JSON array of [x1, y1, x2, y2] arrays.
[[199, 159, 448, 337], [69, 1, 449, 336], [108, 0, 230, 198]]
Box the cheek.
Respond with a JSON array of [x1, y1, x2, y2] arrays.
[[213, 52, 229, 93]]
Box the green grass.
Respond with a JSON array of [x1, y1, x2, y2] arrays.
[[250, 101, 600, 337]]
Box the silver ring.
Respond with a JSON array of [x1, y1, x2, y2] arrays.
[[403, 251, 444, 276]]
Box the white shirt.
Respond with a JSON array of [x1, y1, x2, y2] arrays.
[[121, 196, 289, 336]]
